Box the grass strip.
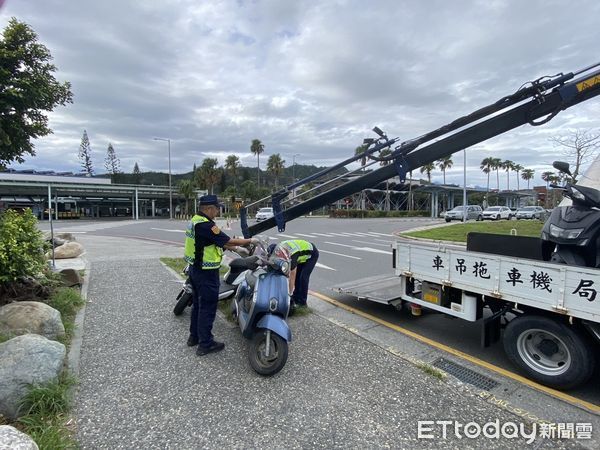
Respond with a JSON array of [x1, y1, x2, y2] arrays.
[[402, 220, 544, 242]]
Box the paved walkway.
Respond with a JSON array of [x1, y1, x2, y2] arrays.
[[71, 233, 584, 449]]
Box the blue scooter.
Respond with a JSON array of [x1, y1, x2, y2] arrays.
[[231, 240, 292, 376]]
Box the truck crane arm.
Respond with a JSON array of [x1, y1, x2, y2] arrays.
[[241, 63, 600, 238]]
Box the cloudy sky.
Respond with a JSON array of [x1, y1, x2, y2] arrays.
[[2, 0, 600, 188]]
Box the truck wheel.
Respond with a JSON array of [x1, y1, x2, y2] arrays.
[[503, 315, 596, 389]]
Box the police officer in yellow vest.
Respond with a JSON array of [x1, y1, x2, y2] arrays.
[[184, 195, 257, 355], [269, 239, 319, 314]]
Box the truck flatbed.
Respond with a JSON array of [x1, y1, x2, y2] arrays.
[[332, 274, 404, 304]]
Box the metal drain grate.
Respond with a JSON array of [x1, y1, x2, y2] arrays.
[[433, 358, 499, 391]]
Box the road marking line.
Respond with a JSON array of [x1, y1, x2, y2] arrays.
[[316, 262, 336, 271], [295, 233, 317, 238], [277, 233, 298, 239], [373, 238, 394, 244], [325, 242, 393, 255], [114, 234, 183, 246], [351, 239, 391, 247], [151, 227, 185, 233], [366, 231, 394, 236], [318, 250, 361, 260], [312, 233, 335, 237], [310, 291, 600, 414], [48, 231, 87, 234]]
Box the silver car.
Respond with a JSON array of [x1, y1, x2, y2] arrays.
[[255, 207, 274, 222], [515, 206, 545, 220], [482, 206, 513, 220], [444, 205, 483, 222]]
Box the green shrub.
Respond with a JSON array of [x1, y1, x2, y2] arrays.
[[0, 209, 48, 284]]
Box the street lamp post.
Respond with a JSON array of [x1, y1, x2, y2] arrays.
[[292, 153, 301, 181], [462, 148, 467, 223], [154, 137, 172, 219]]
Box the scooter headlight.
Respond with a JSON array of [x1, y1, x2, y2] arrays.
[[549, 224, 584, 239], [279, 260, 290, 276]]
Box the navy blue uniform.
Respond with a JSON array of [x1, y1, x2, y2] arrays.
[[290, 246, 319, 306], [189, 214, 231, 348]]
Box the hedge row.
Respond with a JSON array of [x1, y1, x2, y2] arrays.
[[329, 209, 429, 218]]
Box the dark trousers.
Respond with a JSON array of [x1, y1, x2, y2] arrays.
[[292, 247, 319, 306], [189, 266, 220, 347]]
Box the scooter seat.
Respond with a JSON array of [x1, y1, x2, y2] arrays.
[[230, 256, 260, 271]]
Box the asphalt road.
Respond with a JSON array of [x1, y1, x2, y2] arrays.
[[40, 216, 600, 406]]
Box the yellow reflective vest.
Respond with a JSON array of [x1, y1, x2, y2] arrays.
[[184, 215, 223, 269]]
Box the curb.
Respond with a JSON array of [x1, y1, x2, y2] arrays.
[[66, 257, 90, 378]]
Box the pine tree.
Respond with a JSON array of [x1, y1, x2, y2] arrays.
[[78, 130, 93, 175], [104, 143, 121, 175], [133, 162, 141, 184]]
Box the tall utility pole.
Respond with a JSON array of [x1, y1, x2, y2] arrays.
[[154, 137, 172, 219]]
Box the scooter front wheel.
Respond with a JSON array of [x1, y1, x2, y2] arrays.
[[249, 329, 288, 376]]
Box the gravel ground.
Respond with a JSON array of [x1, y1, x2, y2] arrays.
[[72, 235, 582, 449]]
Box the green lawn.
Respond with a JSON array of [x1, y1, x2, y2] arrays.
[[402, 220, 544, 243]]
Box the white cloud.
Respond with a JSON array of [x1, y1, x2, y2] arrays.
[[1, 0, 599, 189]]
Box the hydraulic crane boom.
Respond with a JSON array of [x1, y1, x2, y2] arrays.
[[241, 63, 600, 238]]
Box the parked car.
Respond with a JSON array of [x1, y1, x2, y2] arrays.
[[515, 205, 545, 220], [482, 206, 513, 220], [255, 207, 274, 222], [444, 205, 483, 222]]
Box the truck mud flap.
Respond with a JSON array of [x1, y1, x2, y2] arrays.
[[332, 274, 404, 304]]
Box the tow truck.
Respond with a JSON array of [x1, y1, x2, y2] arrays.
[[239, 62, 600, 389]]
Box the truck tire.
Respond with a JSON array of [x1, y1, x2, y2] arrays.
[[503, 315, 596, 389]]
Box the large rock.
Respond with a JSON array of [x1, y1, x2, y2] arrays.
[[59, 268, 82, 287], [0, 335, 66, 420], [0, 301, 65, 340], [0, 425, 39, 449], [52, 241, 84, 259]]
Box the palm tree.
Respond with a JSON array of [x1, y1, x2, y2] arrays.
[[521, 168, 535, 189], [225, 154, 240, 194], [480, 157, 494, 201], [490, 157, 502, 191], [355, 145, 368, 171], [267, 153, 286, 189], [199, 157, 221, 194], [178, 179, 195, 216], [502, 160, 514, 191], [250, 139, 265, 187], [420, 163, 435, 183], [513, 164, 523, 191], [541, 171, 554, 189], [437, 157, 453, 185]]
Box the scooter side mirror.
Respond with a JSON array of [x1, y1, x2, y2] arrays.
[[552, 161, 571, 176]]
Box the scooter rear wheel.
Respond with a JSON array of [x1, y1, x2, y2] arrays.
[[249, 330, 288, 376], [173, 290, 192, 316]]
